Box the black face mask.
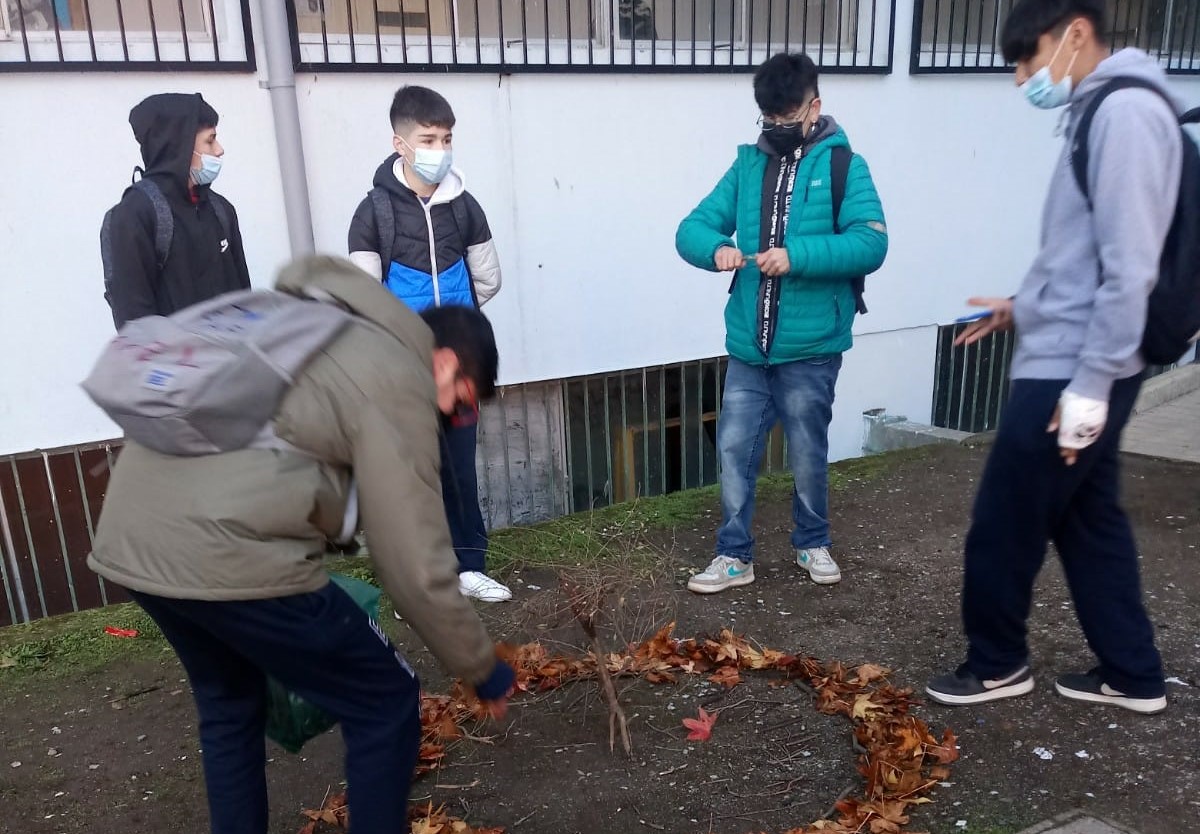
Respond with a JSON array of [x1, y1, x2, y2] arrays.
[[763, 124, 806, 156]]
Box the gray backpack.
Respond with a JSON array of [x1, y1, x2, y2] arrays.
[[82, 289, 352, 456]]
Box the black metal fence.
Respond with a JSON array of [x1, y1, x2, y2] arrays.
[[291, 0, 896, 72], [0, 0, 254, 70], [912, 0, 1200, 74], [931, 324, 1014, 433], [562, 357, 788, 511]]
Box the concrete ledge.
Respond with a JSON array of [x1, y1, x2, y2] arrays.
[[1133, 361, 1200, 415], [1015, 810, 1140, 834], [862, 409, 974, 455]]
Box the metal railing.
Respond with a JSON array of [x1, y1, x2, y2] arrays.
[[290, 0, 896, 72], [0, 0, 255, 71], [931, 324, 1197, 434], [561, 357, 788, 512], [912, 0, 1200, 74], [931, 324, 1014, 433]]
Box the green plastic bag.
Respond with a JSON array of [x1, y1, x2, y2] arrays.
[[264, 573, 382, 753]]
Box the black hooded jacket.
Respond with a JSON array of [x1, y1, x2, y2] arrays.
[[104, 93, 251, 329]]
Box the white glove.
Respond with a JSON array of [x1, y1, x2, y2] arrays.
[[1057, 391, 1108, 451]]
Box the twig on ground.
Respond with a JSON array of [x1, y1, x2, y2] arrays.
[[513, 809, 538, 827], [823, 783, 858, 819]]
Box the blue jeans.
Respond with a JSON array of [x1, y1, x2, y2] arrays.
[[715, 355, 842, 561], [130, 584, 422, 834]]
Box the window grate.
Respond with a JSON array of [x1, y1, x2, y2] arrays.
[[0, 0, 254, 70], [912, 0, 1200, 75], [290, 0, 896, 72]]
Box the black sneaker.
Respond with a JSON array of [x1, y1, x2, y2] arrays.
[[1054, 669, 1167, 715], [925, 664, 1034, 706]]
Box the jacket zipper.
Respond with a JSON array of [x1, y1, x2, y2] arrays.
[[421, 202, 441, 307]]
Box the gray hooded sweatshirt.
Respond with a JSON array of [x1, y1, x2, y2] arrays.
[[1011, 49, 1184, 401]]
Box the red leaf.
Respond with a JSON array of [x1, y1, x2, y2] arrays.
[[681, 707, 718, 742]]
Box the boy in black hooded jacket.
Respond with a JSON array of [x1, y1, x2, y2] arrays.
[[103, 92, 251, 329]]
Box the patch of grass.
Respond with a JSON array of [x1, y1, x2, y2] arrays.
[[0, 601, 170, 684]]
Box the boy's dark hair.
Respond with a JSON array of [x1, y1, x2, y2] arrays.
[[420, 305, 499, 400], [390, 85, 456, 134], [1001, 0, 1107, 64], [753, 53, 820, 117]]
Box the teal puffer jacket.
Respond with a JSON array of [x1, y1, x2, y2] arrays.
[[676, 126, 888, 365]]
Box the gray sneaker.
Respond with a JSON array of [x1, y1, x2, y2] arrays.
[[796, 547, 841, 584], [687, 555, 755, 594]]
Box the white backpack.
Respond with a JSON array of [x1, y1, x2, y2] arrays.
[[82, 289, 352, 456]]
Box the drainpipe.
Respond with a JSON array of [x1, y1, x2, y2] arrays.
[[259, 0, 315, 256]]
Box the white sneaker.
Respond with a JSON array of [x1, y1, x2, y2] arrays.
[[459, 571, 513, 603], [796, 547, 841, 584], [687, 555, 755, 594]]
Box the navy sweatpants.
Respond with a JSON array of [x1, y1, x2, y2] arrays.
[[961, 375, 1165, 698], [130, 583, 421, 834], [440, 418, 489, 574]]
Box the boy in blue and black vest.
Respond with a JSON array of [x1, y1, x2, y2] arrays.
[[349, 86, 510, 603]]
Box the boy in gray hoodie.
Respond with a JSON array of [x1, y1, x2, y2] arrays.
[[926, 0, 1181, 714]]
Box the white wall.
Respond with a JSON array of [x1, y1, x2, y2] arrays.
[[4, 0, 1200, 457]]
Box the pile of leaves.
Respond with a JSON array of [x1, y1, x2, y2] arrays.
[[302, 623, 957, 834]]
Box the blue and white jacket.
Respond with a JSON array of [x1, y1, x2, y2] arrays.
[[348, 153, 501, 312]]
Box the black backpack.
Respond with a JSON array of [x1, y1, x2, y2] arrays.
[[100, 177, 233, 313], [1071, 78, 1200, 365]]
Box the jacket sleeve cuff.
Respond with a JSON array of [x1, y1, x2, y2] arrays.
[[474, 660, 515, 701], [1066, 364, 1116, 403]]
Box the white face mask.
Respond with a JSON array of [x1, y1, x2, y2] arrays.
[[400, 137, 453, 185], [1020, 29, 1079, 110]]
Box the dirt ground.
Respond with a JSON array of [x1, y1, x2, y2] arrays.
[[1, 442, 1197, 834]]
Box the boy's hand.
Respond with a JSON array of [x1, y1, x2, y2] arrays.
[[756, 248, 791, 277], [1047, 392, 1108, 466], [481, 686, 515, 720], [714, 246, 746, 272], [954, 297, 1014, 347]]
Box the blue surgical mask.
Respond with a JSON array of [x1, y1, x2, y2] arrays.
[[1020, 31, 1079, 110], [400, 137, 454, 185], [408, 146, 453, 185], [190, 153, 222, 186]]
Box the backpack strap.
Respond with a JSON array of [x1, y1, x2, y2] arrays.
[[369, 187, 395, 281], [209, 192, 234, 244], [829, 146, 868, 315], [130, 178, 174, 271], [450, 196, 472, 245], [1071, 77, 1178, 210], [829, 145, 850, 234]]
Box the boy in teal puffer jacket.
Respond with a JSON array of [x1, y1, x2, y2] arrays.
[[676, 53, 888, 595]]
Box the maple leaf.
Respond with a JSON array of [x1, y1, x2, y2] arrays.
[[926, 729, 959, 765], [928, 765, 951, 781], [854, 663, 890, 684], [681, 707, 718, 742], [852, 695, 886, 720], [708, 666, 741, 689]]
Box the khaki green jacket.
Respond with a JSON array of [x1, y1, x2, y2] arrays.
[[89, 256, 499, 686]]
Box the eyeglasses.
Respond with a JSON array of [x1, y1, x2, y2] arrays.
[[757, 100, 816, 131]]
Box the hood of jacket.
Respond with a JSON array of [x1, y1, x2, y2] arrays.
[[129, 92, 219, 192], [373, 152, 467, 207], [1069, 48, 1186, 126], [274, 254, 435, 366]]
